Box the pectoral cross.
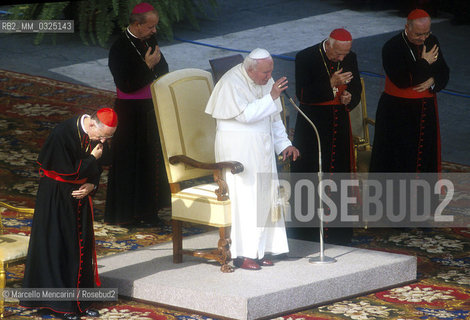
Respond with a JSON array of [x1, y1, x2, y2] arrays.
[[333, 86, 339, 98]]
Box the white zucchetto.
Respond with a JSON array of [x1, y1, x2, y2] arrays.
[[248, 48, 271, 59]]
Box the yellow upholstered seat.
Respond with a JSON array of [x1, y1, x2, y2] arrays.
[[151, 68, 243, 272], [0, 202, 32, 318], [172, 183, 232, 227], [0, 234, 29, 261]]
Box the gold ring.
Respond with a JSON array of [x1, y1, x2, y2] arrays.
[[434, 55, 438, 58], [278, 85, 282, 88]]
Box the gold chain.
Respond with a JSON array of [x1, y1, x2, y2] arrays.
[[319, 44, 340, 77], [319, 43, 340, 97]]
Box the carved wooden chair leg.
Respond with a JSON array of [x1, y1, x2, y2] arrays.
[[218, 226, 232, 273], [172, 220, 183, 263]]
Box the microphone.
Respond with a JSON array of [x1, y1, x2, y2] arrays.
[[282, 91, 322, 171], [282, 90, 293, 101], [282, 91, 335, 264]]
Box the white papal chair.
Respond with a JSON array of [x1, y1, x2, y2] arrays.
[[150, 68, 243, 272]]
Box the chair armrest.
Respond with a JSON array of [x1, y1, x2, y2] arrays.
[[353, 135, 365, 145], [169, 155, 244, 201], [0, 202, 34, 214], [1, 201, 34, 234], [169, 155, 244, 174], [365, 118, 375, 126]]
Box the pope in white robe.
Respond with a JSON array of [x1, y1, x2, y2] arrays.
[[205, 48, 299, 270]]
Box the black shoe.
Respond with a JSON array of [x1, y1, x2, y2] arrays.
[[84, 308, 100, 317], [62, 313, 79, 320]]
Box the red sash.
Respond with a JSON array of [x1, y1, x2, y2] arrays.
[[385, 76, 434, 99], [40, 168, 87, 184]]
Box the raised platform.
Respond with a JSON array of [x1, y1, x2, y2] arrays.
[[98, 231, 417, 320]]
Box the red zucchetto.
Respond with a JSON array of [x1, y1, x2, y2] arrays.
[[97, 108, 118, 127], [407, 9, 430, 20], [131, 2, 155, 14], [330, 28, 352, 41]]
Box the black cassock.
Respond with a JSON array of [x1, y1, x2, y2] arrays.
[[288, 41, 362, 245], [21, 116, 101, 314], [105, 30, 170, 225], [369, 32, 449, 173], [292, 42, 362, 174]]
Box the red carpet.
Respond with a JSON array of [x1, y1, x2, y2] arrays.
[[1, 69, 469, 319]]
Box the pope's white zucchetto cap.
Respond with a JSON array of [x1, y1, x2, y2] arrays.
[[248, 48, 271, 59]]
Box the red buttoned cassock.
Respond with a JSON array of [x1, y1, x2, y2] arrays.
[[20, 115, 102, 314], [369, 29, 449, 173], [292, 40, 362, 174], [288, 36, 362, 245]]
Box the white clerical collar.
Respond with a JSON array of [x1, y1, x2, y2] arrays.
[[322, 39, 327, 52], [80, 114, 90, 134], [127, 27, 138, 39]]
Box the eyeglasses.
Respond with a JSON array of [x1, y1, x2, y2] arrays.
[[413, 31, 432, 38], [98, 135, 113, 140], [95, 128, 113, 140]]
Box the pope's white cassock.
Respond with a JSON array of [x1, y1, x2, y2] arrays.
[[205, 63, 291, 260]]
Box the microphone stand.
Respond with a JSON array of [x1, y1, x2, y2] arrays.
[[283, 92, 336, 264]]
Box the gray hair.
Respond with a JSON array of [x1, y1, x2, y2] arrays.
[[90, 111, 106, 128], [327, 37, 352, 48]]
